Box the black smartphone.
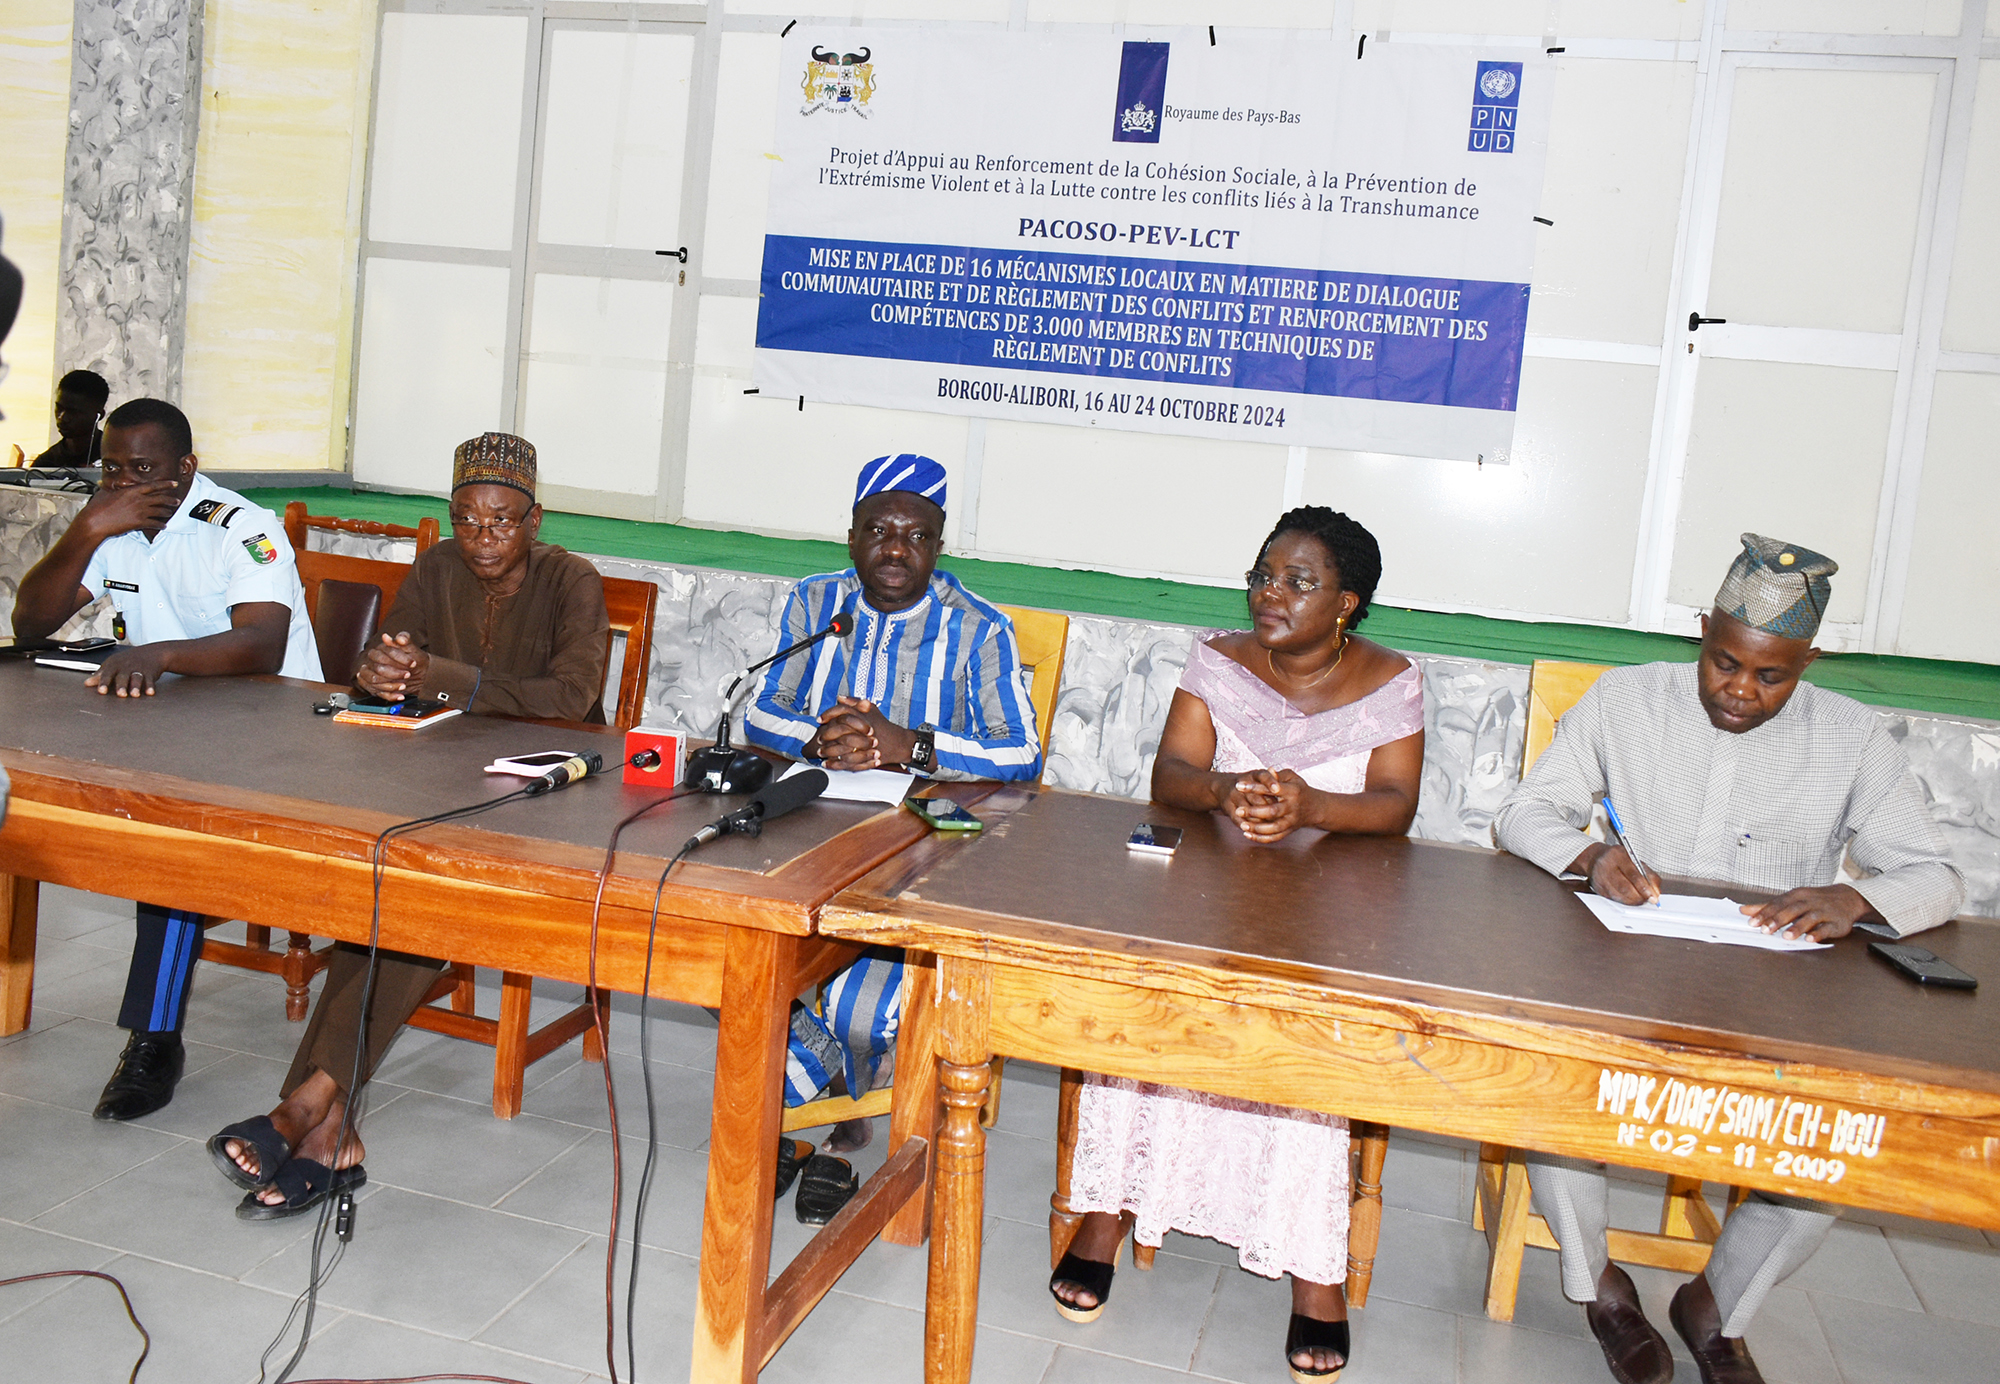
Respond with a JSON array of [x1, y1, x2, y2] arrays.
[[1869, 941, 1977, 990]]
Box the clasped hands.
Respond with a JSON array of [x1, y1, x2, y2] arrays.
[[1222, 767, 1316, 843], [1582, 843, 1876, 942], [805, 695, 916, 772], [355, 631, 432, 701]]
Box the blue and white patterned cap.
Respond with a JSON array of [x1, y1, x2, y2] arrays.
[[1714, 533, 1838, 640], [854, 453, 946, 511]]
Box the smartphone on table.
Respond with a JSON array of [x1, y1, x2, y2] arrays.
[[907, 797, 983, 832]]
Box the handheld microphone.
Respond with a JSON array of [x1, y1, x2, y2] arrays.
[[685, 768, 830, 851], [685, 612, 856, 794], [525, 750, 604, 796]]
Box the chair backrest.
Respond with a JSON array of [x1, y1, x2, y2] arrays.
[[295, 549, 415, 624], [995, 604, 1069, 772], [600, 575, 658, 730], [312, 578, 383, 686], [284, 500, 440, 555], [1523, 660, 1614, 777]]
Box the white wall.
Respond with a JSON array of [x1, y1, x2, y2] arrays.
[[346, 0, 2000, 666]]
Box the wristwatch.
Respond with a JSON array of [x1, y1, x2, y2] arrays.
[[907, 725, 936, 773]]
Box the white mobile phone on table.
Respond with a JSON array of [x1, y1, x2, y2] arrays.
[[486, 750, 578, 777], [1126, 823, 1182, 857]]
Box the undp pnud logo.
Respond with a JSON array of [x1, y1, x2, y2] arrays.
[[1468, 61, 1522, 153]]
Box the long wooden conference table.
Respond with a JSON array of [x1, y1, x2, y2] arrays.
[[821, 785, 2000, 1384], [0, 661, 943, 1383]]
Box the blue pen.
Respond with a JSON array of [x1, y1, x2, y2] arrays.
[[1601, 796, 1660, 905]]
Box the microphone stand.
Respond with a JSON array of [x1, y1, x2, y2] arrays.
[[684, 615, 853, 794]]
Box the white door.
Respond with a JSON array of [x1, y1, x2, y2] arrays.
[[351, 9, 699, 519], [1650, 51, 1953, 651]]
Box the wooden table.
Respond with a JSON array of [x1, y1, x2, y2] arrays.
[[0, 662, 942, 1383], [818, 786, 2000, 1384]]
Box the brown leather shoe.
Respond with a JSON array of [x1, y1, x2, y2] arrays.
[[1583, 1273, 1675, 1384], [1670, 1282, 1767, 1384]]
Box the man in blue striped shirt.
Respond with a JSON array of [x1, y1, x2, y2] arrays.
[[747, 454, 1041, 1177], [745, 453, 1041, 782]]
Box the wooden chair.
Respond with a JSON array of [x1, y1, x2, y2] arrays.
[[196, 549, 421, 1018], [283, 500, 439, 556], [779, 604, 1069, 1138], [407, 573, 659, 1116], [1473, 659, 1743, 1319]]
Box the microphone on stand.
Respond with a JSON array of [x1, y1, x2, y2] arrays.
[[684, 612, 855, 795], [684, 768, 830, 851]]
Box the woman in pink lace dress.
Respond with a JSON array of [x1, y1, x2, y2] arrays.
[[1050, 507, 1424, 1383]]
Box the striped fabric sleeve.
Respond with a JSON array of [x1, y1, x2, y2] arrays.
[[744, 579, 836, 760], [929, 609, 1042, 782], [1493, 681, 1609, 876]]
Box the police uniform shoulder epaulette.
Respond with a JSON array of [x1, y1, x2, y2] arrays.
[[189, 498, 245, 528]]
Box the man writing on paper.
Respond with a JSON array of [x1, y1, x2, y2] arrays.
[[744, 454, 1039, 1209], [1494, 534, 1963, 1384]]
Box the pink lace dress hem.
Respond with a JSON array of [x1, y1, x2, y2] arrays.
[[1069, 643, 1424, 1282]]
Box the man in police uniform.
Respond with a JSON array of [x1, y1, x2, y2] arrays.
[[14, 397, 321, 1120]]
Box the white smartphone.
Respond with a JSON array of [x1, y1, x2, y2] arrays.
[[485, 750, 578, 777], [1126, 823, 1183, 857]]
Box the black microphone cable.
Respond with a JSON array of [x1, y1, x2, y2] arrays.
[[259, 782, 545, 1384]]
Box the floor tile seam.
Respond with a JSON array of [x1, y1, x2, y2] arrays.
[[479, 1126, 603, 1210], [0, 1269, 91, 1331], [1043, 1338, 1247, 1382], [465, 1237, 607, 1346], [304, 1304, 601, 1378], [18, 1132, 198, 1221], [1801, 1287, 1863, 1384], [0, 1218, 158, 1275], [357, 1182, 606, 1244], [1877, 1221, 1951, 1319], [1184, 1253, 1228, 1376]]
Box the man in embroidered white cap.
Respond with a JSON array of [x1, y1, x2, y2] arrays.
[[1494, 534, 1963, 1384], [746, 454, 1040, 1211]]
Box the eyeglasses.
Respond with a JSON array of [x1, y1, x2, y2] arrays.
[[450, 515, 527, 537], [1244, 570, 1324, 597]]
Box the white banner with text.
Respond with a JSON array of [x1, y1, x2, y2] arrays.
[[754, 30, 1553, 462]]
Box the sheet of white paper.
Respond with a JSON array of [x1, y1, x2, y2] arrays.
[[1574, 892, 1830, 952], [780, 761, 915, 805]]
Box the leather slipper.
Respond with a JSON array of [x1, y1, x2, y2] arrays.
[[794, 1153, 857, 1225], [207, 1115, 292, 1190], [236, 1159, 366, 1222], [775, 1137, 813, 1201]]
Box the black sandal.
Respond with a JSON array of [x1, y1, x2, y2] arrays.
[[207, 1115, 291, 1190], [1049, 1248, 1121, 1325], [1284, 1313, 1349, 1383], [774, 1138, 812, 1201], [236, 1159, 366, 1222], [794, 1153, 857, 1225]]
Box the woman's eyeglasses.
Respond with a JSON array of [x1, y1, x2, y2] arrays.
[[1244, 570, 1323, 596]]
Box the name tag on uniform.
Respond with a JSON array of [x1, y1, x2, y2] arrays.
[[105, 579, 140, 593]]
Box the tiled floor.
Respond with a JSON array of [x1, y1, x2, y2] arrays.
[[4, 884, 1999, 1384]]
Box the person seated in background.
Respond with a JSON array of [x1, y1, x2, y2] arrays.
[[31, 368, 110, 467], [210, 432, 609, 1219], [744, 453, 1040, 1215], [1493, 534, 1964, 1384], [13, 398, 320, 1122], [1051, 506, 1422, 1384]]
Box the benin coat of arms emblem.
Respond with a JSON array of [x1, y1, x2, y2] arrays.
[[802, 47, 877, 116]]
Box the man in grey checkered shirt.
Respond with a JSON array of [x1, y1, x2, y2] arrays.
[[1495, 534, 1964, 1384]]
